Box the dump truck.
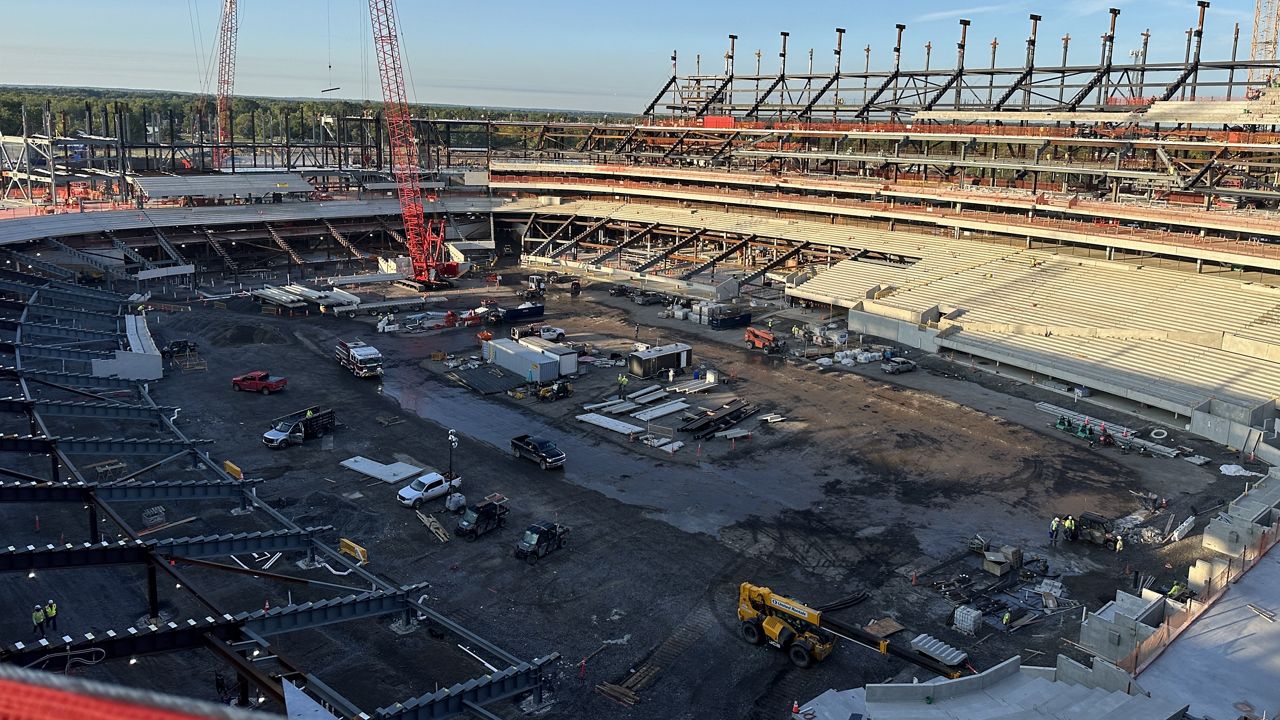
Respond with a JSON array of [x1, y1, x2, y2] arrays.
[[487, 303, 545, 324], [231, 371, 288, 394], [334, 340, 383, 377], [455, 493, 509, 540], [262, 406, 336, 448], [736, 581, 965, 675], [513, 522, 570, 564]]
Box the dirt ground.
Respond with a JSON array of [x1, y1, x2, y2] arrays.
[[0, 272, 1256, 719]]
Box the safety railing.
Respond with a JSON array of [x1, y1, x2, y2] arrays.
[[1117, 520, 1280, 676]]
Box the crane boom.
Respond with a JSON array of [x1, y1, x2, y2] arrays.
[[214, 0, 239, 169], [368, 0, 457, 284]]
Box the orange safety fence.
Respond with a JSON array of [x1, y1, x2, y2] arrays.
[[0, 676, 221, 720], [1117, 519, 1280, 676]]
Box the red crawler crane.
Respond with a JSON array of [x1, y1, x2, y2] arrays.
[[368, 0, 459, 286], [213, 0, 238, 169]]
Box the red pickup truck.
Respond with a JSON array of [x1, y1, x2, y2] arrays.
[[231, 371, 288, 395]]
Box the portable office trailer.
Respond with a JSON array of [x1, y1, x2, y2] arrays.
[[483, 339, 558, 383], [517, 337, 580, 376], [628, 343, 693, 379]]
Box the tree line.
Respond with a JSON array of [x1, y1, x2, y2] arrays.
[[0, 86, 632, 141]]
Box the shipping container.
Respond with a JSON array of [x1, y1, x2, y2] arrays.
[[628, 343, 693, 379], [517, 337, 580, 376], [483, 339, 559, 383]]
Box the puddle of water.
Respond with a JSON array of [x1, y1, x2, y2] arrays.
[[381, 370, 826, 535]]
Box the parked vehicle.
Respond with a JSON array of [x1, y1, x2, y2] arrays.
[[632, 291, 665, 306], [510, 435, 566, 470], [1076, 512, 1119, 547], [335, 340, 383, 377], [486, 303, 546, 324], [231, 371, 288, 395], [396, 471, 462, 509], [745, 327, 786, 354], [880, 358, 918, 375], [513, 522, 570, 564], [161, 339, 198, 358], [455, 493, 509, 540], [509, 324, 565, 342], [608, 285, 633, 297], [262, 406, 336, 448]]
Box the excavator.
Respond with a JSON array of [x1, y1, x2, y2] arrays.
[[737, 582, 965, 677]]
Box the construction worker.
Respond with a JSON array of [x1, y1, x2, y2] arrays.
[[634, 323, 640, 339], [1114, 536, 1124, 554], [305, 409, 314, 419], [1049, 517, 1061, 547], [1064, 515, 1076, 542], [1168, 581, 1185, 599], [1001, 610, 1012, 629], [617, 374, 628, 398], [31, 604, 45, 638], [766, 319, 775, 330], [43, 600, 56, 632]]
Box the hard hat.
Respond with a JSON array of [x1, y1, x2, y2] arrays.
[[34, 604, 40, 609], [47, 600, 53, 604]]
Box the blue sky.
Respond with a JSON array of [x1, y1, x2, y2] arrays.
[[0, 0, 1257, 112]]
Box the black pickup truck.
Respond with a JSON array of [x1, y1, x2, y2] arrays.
[[455, 493, 510, 541], [510, 435, 566, 470], [513, 522, 570, 564]]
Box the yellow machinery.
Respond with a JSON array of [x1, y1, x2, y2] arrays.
[[737, 582, 964, 677], [737, 582, 836, 668]]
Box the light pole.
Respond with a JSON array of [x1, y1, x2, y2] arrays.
[[447, 429, 459, 477]]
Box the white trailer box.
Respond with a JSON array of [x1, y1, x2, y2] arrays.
[[517, 337, 580, 376], [483, 339, 558, 383]]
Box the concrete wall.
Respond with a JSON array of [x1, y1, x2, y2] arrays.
[[847, 308, 942, 352], [1187, 557, 1231, 595], [1079, 595, 1161, 663], [90, 351, 163, 381], [865, 656, 1023, 703]]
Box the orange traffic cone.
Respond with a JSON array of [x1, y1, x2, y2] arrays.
[[263, 599, 270, 613], [791, 700, 800, 714]]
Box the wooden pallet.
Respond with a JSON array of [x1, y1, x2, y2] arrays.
[[864, 617, 906, 638], [596, 605, 717, 705], [415, 511, 451, 543], [376, 415, 405, 427], [595, 683, 638, 706]]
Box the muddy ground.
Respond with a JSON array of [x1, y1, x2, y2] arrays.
[[0, 274, 1255, 719]]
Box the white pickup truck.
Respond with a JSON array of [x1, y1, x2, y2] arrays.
[[510, 324, 566, 342]]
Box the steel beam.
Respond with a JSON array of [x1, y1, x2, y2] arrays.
[[0, 270, 127, 301], [0, 479, 261, 503], [19, 322, 121, 342], [58, 437, 210, 455], [0, 397, 173, 422], [152, 528, 331, 559], [0, 539, 150, 571], [242, 584, 427, 637], [546, 217, 611, 259], [97, 480, 258, 501], [593, 223, 661, 264], [0, 342, 112, 362], [375, 654, 560, 720], [0, 366, 139, 390], [21, 303, 120, 324], [1, 614, 237, 667], [634, 229, 706, 272]]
